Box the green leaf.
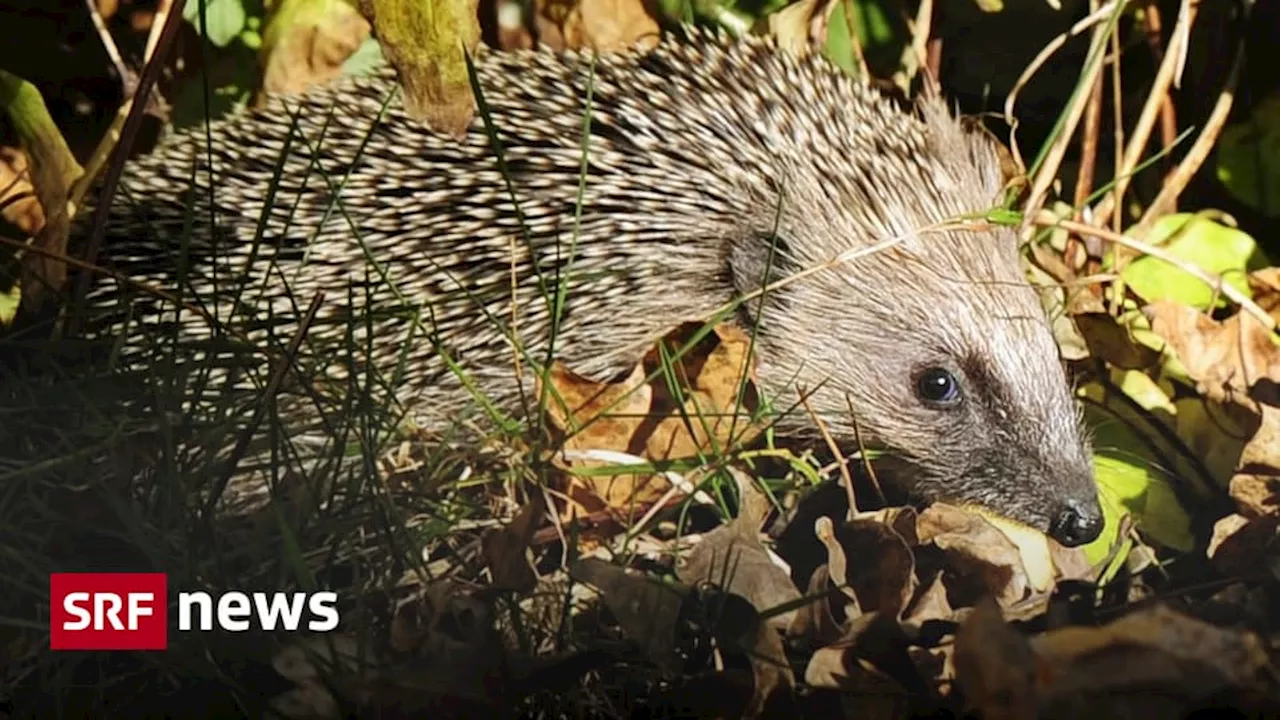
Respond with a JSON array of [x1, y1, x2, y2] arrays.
[[0, 285, 19, 325], [1217, 93, 1280, 217], [823, 2, 858, 76], [1081, 402, 1194, 565], [185, 0, 248, 48], [341, 37, 386, 77], [1118, 213, 1268, 310]]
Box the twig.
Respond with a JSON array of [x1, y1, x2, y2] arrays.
[[1002, 0, 1120, 173], [1092, 0, 1198, 226], [842, 0, 868, 78], [1140, 1, 1180, 176], [799, 392, 856, 514], [68, 0, 186, 332], [895, 0, 933, 90], [846, 395, 885, 509], [1134, 31, 1244, 233], [85, 0, 130, 85], [1032, 211, 1275, 331], [1073, 0, 1105, 214], [1019, 2, 1118, 227]]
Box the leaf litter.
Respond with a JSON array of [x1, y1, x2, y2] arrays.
[[266, 262, 1280, 716]]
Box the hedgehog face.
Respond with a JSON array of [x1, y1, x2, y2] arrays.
[[730, 226, 1103, 548]]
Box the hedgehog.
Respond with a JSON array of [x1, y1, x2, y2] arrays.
[[77, 29, 1104, 547]]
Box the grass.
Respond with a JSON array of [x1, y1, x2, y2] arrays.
[[0, 32, 814, 720], [1, 0, 1260, 716]]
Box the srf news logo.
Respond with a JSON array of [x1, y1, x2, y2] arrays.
[[50, 573, 339, 650]]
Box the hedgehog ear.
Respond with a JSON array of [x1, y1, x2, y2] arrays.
[[727, 231, 797, 326]]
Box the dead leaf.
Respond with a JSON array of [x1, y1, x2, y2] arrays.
[[0, 72, 83, 313], [1145, 300, 1280, 406], [768, 0, 841, 57], [0, 147, 44, 236], [916, 504, 1030, 607], [815, 509, 918, 620], [259, 0, 372, 102], [1030, 604, 1276, 716], [1248, 267, 1280, 325], [677, 468, 801, 633], [953, 598, 1038, 720], [787, 564, 847, 648], [1207, 512, 1280, 577], [378, 581, 512, 713], [481, 492, 545, 593], [536, 0, 658, 53], [1229, 472, 1280, 518], [804, 611, 926, 715], [1073, 312, 1162, 370], [542, 323, 762, 514], [903, 572, 954, 626], [569, 557, 689, 673]]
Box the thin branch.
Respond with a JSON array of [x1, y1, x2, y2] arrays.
[[1033, 211, 1275, 331]]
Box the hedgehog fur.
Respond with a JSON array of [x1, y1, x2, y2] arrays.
[[81, 29, 1103, 546]]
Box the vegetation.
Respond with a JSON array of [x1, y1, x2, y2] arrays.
[[0, 0, 1277, 717]]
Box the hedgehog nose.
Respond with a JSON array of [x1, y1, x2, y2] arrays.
[[1048, 500, 1104, 547]]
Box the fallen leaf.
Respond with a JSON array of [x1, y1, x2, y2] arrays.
[[569, 557, 689, 673], [542, 323, 762, 514], [916, 504, 1030, 607], [481, 492, 545, 593], [0, 71, 83, 314], [259, 0, 372, 101], [954, 598, 1037, 720], [678, 468, 801, 632], [768, 0, 841, 57], [814, 508, 918, 620], [1229, 472, 1280, 518], [1073, 311, 1162, 370], [1030, 604, 1276, 717], [1248, 267, 1280, 323], [0, 147, 44, 236], [537, 0, 658, 53], [1145, 300, 1280, 406], [1206, 512, 1280, 577]]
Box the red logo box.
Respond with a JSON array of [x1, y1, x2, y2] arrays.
[[49, 573, 168, 650]]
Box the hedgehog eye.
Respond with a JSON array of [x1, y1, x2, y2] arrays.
[[915, 367, 962, 406]]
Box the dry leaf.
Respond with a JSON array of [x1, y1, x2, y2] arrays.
[[768, 0, 840, 56], [541, 323, 762, 514], [1206, 512, 1280, 577], [815, 509, 918, 620], [0, 147, 44, 236], [1030, 604, 1276, 717], [1248, 267, 1280, 325], [537, 0, 658, 53], [1229, 472, 1280, 518], [481, 492, 545, 593], [1073, 312, 1162, 370], [804, 610, 926, 716], [787, 564, 847, 648], [1146, 300, 1280, 504], [954, 598, 1038, 720], [916, 504, 1031, 606], [1145, 300, 1280, 406], [903, 573, 954, 627], [259, 0, 372, 101], [678, 469, 801, 632], [569, 557, 689, 673]]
